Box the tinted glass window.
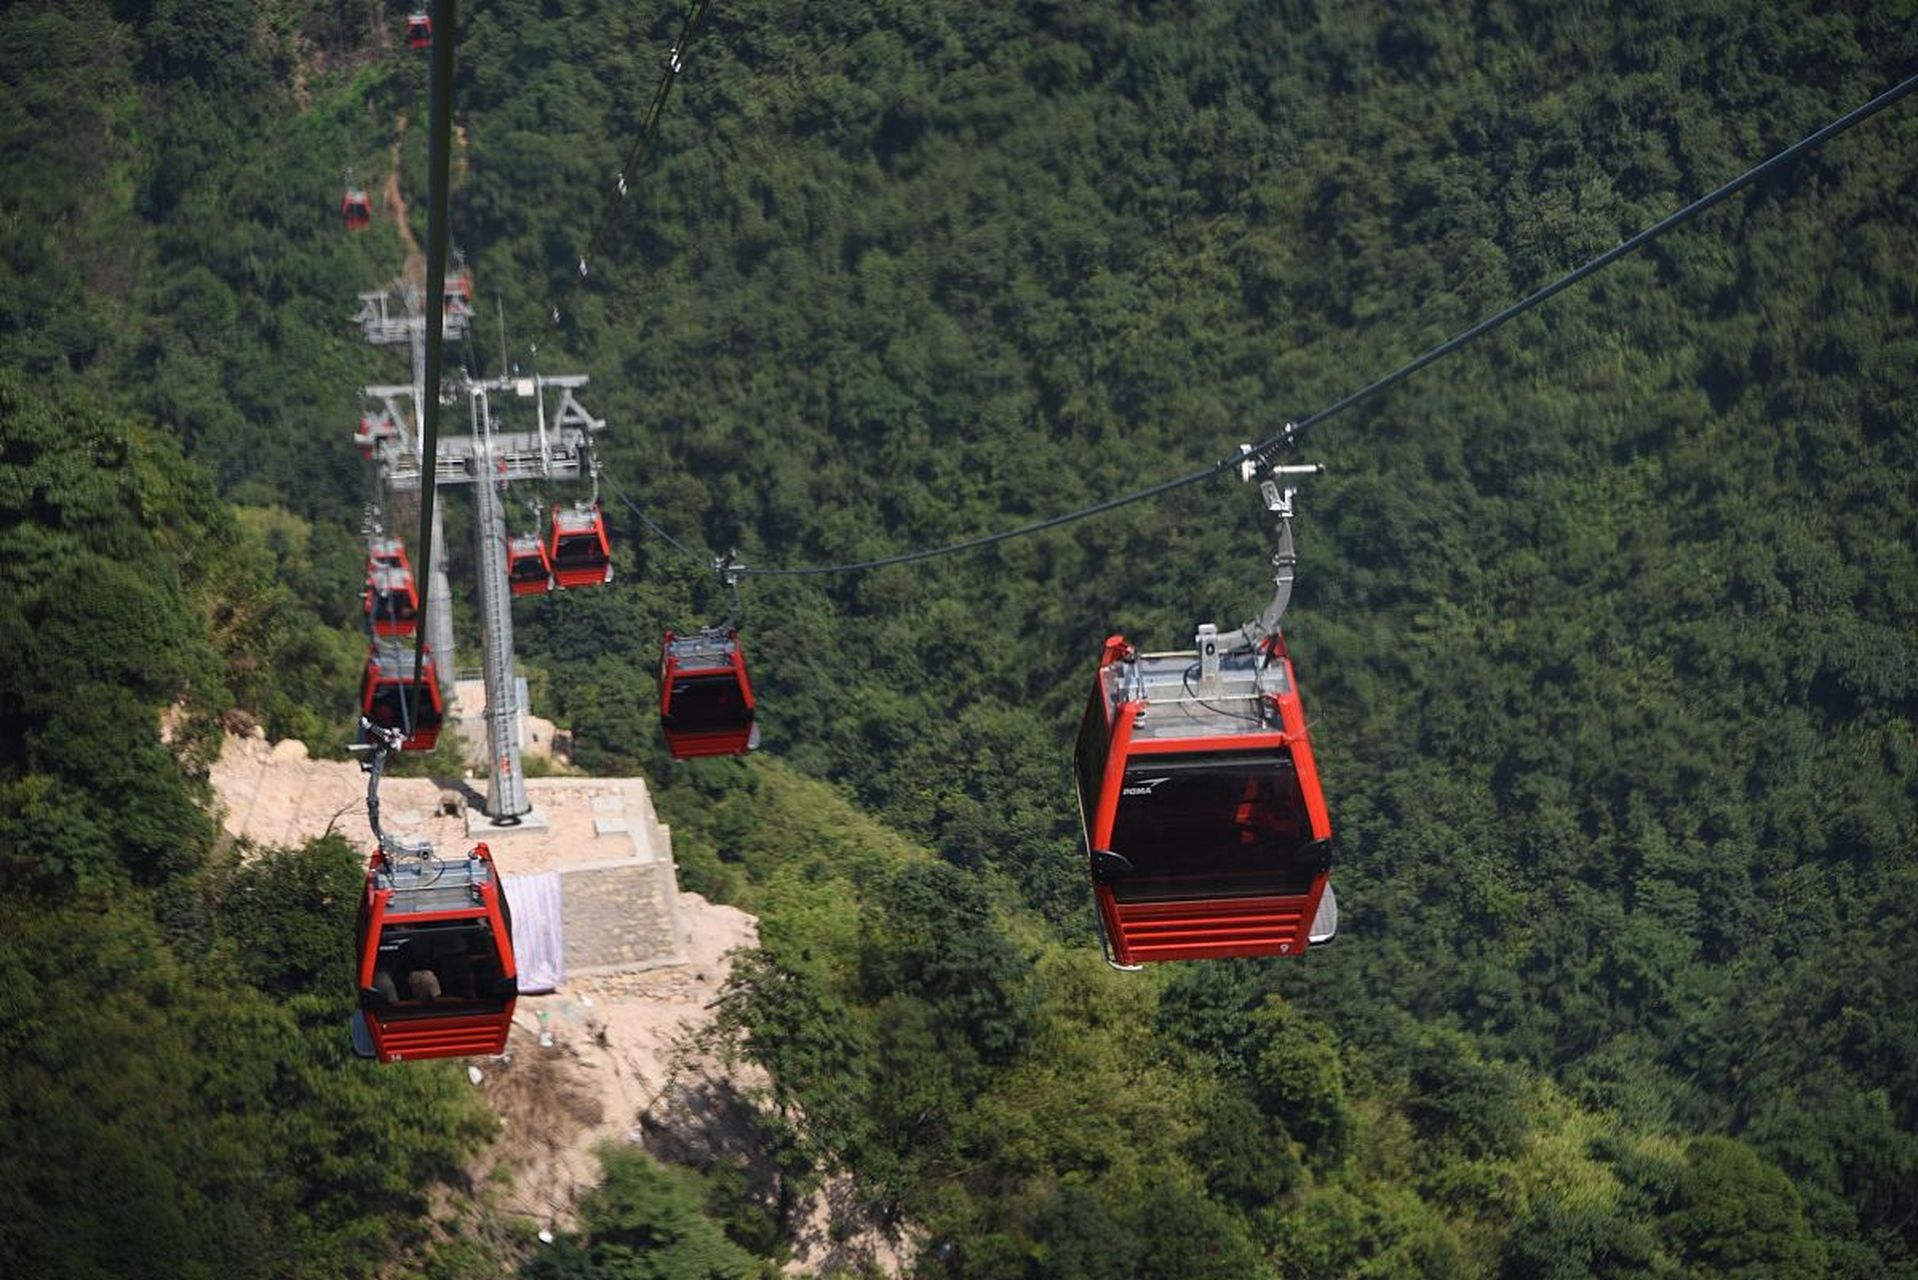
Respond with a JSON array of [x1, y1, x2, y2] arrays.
[[667, 673, 751, 730], [373, 919, 507, 1019], [1109, 751, 1319, 900], [553, 534, 605, 568], [368, 684, 440, 731]]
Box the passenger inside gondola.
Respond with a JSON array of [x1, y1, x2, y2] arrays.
[[373, 922, 505, 1015]]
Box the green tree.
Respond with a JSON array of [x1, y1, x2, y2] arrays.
[[524, 1148, 761, 1280], [1663, 1138, 1826, 1280]]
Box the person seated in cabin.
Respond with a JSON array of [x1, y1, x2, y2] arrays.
[[407, 968, 443, 1002], [373, 968, 400, 1005]]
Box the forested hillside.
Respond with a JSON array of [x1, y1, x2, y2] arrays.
[[2, 0, 1914, 1276]]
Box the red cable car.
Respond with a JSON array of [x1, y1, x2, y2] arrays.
[[367, 536, 411, 577], [547, 503, 612, 588], [359, 646, 444, 752], [354, 412, 398, 460], [659, 627, 758, 758], [506, 533, 553, 596], [405, 12, 432, 49], [352, 841, 518, 1063], [1074, 627, 1336, 967], [443, 270, 473, 323], [342, 187, 372, 231], [364, 565, 420, 638]]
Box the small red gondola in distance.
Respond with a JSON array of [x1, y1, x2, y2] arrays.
[[341, 187, 372, 231], [359, 645, 444, 752], [405, 11, 432, 49], [354, 412, 396, 460], [364, 564, 420, 638], [659, 628, 757, 758], [1075, 629, 1336, 966], [367, 536, 411, 577], [353, 842, 518, 1063], [506, 533, 553, 596], [547, 503, 612, 589]]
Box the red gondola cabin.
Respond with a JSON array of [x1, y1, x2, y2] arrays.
[[354, 412, 397, 460], [342, 188, 372, 231], [506, 533, 552, 596], [353, 841, 518, 1063], [1074, 630, 1336, 967], [405, 12, 432, 49], [443, 271, 473, 323], [367, 536, 411, 577], [364, 565, 420, 638], [547, 503, 612, 588], [359, 646, 444, 752], [660, 628, 757, 758]]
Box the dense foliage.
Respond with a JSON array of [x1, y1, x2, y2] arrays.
[[0, 374, 501, 1277], [2, 0, 1915, 1275]]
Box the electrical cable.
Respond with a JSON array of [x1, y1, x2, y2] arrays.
[[605, 69, 1918, 580]]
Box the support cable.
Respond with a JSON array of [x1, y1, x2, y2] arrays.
[[605, 70, 1918, 579], [406, 0, 460, 738], [557, 0, 715, 323], [1248, 67, 1918, 468]]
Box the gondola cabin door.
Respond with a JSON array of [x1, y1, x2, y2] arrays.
[[1075, 631, 1336, 966], [354, 842, 518, 1063]]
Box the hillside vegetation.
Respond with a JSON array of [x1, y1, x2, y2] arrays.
[[1, 0, 1914, 1276]]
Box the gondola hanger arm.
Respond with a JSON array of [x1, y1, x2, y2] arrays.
[[1217, 438, 1323, 655], [350, 718, 408, 867]]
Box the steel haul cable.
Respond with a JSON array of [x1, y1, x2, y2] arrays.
[[405, 0, 460, 739], [606, 69, 1918, 580], [556, 0, 715, 326]]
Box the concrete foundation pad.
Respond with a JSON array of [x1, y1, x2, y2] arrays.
[[466, 806, 552, 838]]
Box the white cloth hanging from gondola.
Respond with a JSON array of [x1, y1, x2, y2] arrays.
[[502, 871, 565, 993]]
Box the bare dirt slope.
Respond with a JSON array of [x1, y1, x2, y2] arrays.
[[474, 893, 758, 1233]]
